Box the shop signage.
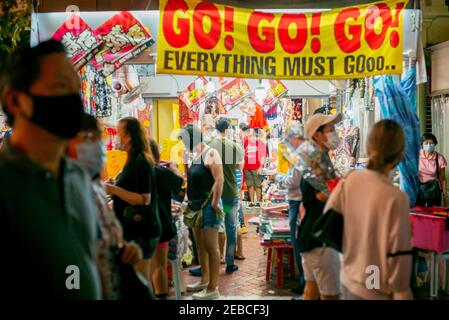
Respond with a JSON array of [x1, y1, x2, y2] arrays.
[[157, 0, 408, 79], [263, 80, 288, 107], [94, 11, 155, 76], [52, 14, 103, 70], [53, 11, 155, 75], [178, 76, 210, 109], [218, 78, 251, 107]]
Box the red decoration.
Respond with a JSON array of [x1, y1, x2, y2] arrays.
[[249, 99, 268, 129], [178, 77, 209, 111], [93, 11, 155, 76], [218, 78, 251, 107], [52, 14, 102, 70]]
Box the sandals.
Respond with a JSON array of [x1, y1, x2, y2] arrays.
[[235, 255, 246, 260]]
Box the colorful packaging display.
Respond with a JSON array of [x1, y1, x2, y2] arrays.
[[178, 76, 209, 111], [52, 14, 103, 70], [93, 11, 155, 76], [218, 78, 251, 109]]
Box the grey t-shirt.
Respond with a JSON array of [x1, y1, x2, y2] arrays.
[[0, 142, 101, 300]]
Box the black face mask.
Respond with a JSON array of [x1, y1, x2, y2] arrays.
[[27, 94, 84, 139]]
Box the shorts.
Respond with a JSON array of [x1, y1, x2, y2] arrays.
[[244, 170, 263, 188], [202, 200, 223, 230], [301, 247, 341, 296], [218, 219, 225, 233], [139, 237, 160, 259]]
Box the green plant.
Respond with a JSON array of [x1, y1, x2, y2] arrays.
[[0, 0, 32, 65]]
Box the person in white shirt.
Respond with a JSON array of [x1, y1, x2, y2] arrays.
[[325, 119, 413, 300]]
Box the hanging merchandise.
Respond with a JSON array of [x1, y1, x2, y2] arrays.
[[79, 64, 113, 118], [218, 78, 251, 111], [134, 102, 152, 141], [204, 96, 226, 117], [247, 98, 268, 129], [294, 140, 340, 196], [374, 66, 420, 206], [105, 150, 128, 181], [262, 80, 288, 119], [291, 98, 303, 122], [94, 11, 155, 76], [331, 120, 360, 177], [52, 13, 103, 70], [93, 69, 113, 118], [179, 76, 209, 114], [179, 100, 195, 128]]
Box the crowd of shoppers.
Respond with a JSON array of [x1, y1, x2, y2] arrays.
[[1, 40, 447, 301]]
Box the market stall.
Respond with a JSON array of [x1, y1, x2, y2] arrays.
[[29, 0, 444, 298]]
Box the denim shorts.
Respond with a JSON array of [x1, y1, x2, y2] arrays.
[[202, 200, 223, 230]]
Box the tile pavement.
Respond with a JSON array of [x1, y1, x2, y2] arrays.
[[173, 213, 301, 300]]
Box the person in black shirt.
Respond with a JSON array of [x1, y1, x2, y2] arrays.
[[298, 113, 342, 300], [149, 138, 184, 299], [0, 40, 101, 299], [179, 124, 225, 300], [105, 117, 158, 294]]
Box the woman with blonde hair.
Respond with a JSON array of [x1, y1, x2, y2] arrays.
[[325, 119, 413, 300]]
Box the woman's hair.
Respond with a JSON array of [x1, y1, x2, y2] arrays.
[[421, 132, 438, 146], [178, 124, 202, 152], [367, 119, 405, 172], [119, 117, 154, 164], [149, 138, 160, 164]]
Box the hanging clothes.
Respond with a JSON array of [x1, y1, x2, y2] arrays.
[[374, 66, 421, 206], [249, 104, 267, 129]]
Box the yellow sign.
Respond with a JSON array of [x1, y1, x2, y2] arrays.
[[158, 0, 407, 79], [105, 150, 128, 180]]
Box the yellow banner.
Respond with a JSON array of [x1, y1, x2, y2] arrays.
[[157, 0, 408, 80]]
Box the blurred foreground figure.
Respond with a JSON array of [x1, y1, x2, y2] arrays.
[[0, 40, 101, 299]]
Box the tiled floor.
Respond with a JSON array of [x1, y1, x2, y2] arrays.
[[176, 212, 301, 300]]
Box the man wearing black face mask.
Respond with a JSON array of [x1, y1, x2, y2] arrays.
[[0, 40, 101, 300]]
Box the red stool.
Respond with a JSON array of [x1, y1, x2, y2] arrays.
[[263, 243, 295, 288]]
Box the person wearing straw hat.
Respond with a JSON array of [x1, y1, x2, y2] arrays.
[[298, 112, 342, 300]]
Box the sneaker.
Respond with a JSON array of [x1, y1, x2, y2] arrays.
[[189, 267, 202, 277], [226, 264, 239, 274], [187, 281, 209, 292], [254, 202, 261, 207], [192, 289, 220, 300], [247, 202, 255, 208]]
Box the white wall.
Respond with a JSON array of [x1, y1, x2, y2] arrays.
[[431, 40, 449, 93]]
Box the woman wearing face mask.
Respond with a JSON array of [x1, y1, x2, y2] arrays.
[[104, 117, 159, 295], [179, 124, 225, 300], [66, 114, 142, 300], [298, 113, 342, 301], [325, 119, 413, 300], [417, 133, 448, 207]]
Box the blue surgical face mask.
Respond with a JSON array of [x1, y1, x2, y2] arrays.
[[423, 144, 436, 153], [75, 140, 107, 177]]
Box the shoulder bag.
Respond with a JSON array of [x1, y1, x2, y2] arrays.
[[182, 192, 212, 229], [419, 153, 441, 201], [123, 164, 161, 240], [311, 180, 345, 253]]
